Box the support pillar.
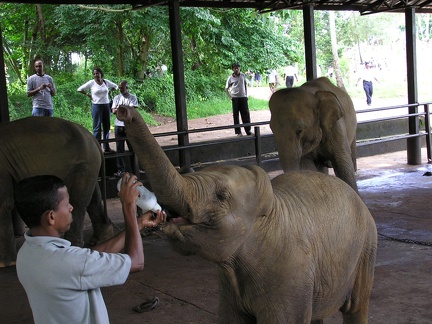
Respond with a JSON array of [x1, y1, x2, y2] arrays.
[[0, 27, 10, 123], [405, 8, 421, 165], [303, 5, 317, 81], [168, 0, 191, 171]]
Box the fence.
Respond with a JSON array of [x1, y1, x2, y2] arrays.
[[99, 102, 432, 201]]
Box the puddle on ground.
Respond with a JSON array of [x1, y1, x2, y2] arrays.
[[358, 166, 432, 193]]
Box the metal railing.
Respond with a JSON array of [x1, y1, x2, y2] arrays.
[[356, 102, 431, 160], [99, 101, 432, 196]]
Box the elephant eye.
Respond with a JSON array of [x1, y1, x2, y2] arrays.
[[296, 129, 304, 137], [216, 189, 229, 203]]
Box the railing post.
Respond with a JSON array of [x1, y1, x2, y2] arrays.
[[100, 152, 108, 220], [424, 104, 432, 163], [254, 126, 262, 166]]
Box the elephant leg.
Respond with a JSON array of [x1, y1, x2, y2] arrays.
[[63, 171, 96, 246], [301, 157, 322, 172], [314, 160, 329, 174], [86, 184, 113, 246], [12, 208, 25, 237], [64, 205, 86, 246], [340, 248, 375, 324], [310, 320, 323, 324], [0, 178, 18, 267]]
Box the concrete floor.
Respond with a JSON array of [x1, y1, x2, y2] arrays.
[[1, 149, 431, 323]]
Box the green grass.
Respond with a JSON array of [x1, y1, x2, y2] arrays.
[[7, 68, 432, 132], [186, 96, 268, 120]]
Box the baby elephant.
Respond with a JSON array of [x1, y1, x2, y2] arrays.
[[115, 105, 377, 323], [270, 77, 358, 192]]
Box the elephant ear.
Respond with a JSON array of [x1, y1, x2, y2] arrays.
[[316, 90, 344, 132]]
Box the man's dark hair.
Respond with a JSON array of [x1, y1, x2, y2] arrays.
[[232, 63, 240, 68], [93, 66, 104, 78], [14, 175, 66, 228]]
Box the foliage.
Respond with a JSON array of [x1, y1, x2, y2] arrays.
[[3, 3, 432, 129]]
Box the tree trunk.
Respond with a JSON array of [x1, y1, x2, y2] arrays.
[[116, 20, 125, 76], [329, 11, 346, 91], [36, 4, 46, 43], [137, 33, 150, 80]]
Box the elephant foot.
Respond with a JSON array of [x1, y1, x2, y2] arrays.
[[87, 223, 114, 247], [0, 260, 16, 268], [13, 221, 26, 237], [66, 237, 85, 247]]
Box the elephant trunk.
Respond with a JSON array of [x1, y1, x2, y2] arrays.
[[274, 136, 302, 173], [279, 151, 301, 173], [116, 106, 189, 215]]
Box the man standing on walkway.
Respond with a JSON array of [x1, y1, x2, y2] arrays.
[[26, 60, 56, 117], [111, 80, 139, 177], [356, 61, 379, 106], [225, 63, 252, 136], [283, 64, 298, 88]]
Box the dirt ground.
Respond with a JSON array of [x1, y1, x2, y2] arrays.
[[1, 93, 432, 323]]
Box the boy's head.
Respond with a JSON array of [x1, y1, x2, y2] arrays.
[[15, 175, 66, 229]]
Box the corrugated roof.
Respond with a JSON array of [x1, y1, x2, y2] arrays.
[[4, 0, 432, 15]]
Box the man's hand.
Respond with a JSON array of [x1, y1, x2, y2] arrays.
[[138, 210, 167, 231], [118, 173, 141, 208]]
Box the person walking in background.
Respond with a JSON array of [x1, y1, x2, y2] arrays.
[[267, 69, 278, 94], [15, 174, 166, 324], [78, 67, 118, 153], [111, 80, 139, 178], [356, 62, 379, 106], [26, 60, 56, 117], [283, 64, 298, 88], [225, 63, 252, 137], [254, 71, 262, 87]]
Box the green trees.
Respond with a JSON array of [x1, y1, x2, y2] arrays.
[[2, 3, 432, 125]]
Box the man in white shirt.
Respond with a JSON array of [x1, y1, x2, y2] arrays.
[[356, 62, 379, 106], [283, 64, 298, 88], [111, 80, 139, 177], [267, 69, 278, 94], [15, 174, 166, 324]]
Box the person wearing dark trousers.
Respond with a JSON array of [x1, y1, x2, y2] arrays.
[[78, 67, 118, 152], [283, 64, 298, 88], [356, 62, 379, 106], [225, 63, 252, 137], [111, 80, 139, 177]]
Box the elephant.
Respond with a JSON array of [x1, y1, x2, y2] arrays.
[[0, 117, 113, 267], [116, 105, 377, 323], [269, 77, 358, 192]]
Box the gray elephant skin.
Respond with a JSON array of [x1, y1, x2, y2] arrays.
[[116, 106, 377, 323], [0, 117, 112, 267], [269, 77, 358, 192]]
